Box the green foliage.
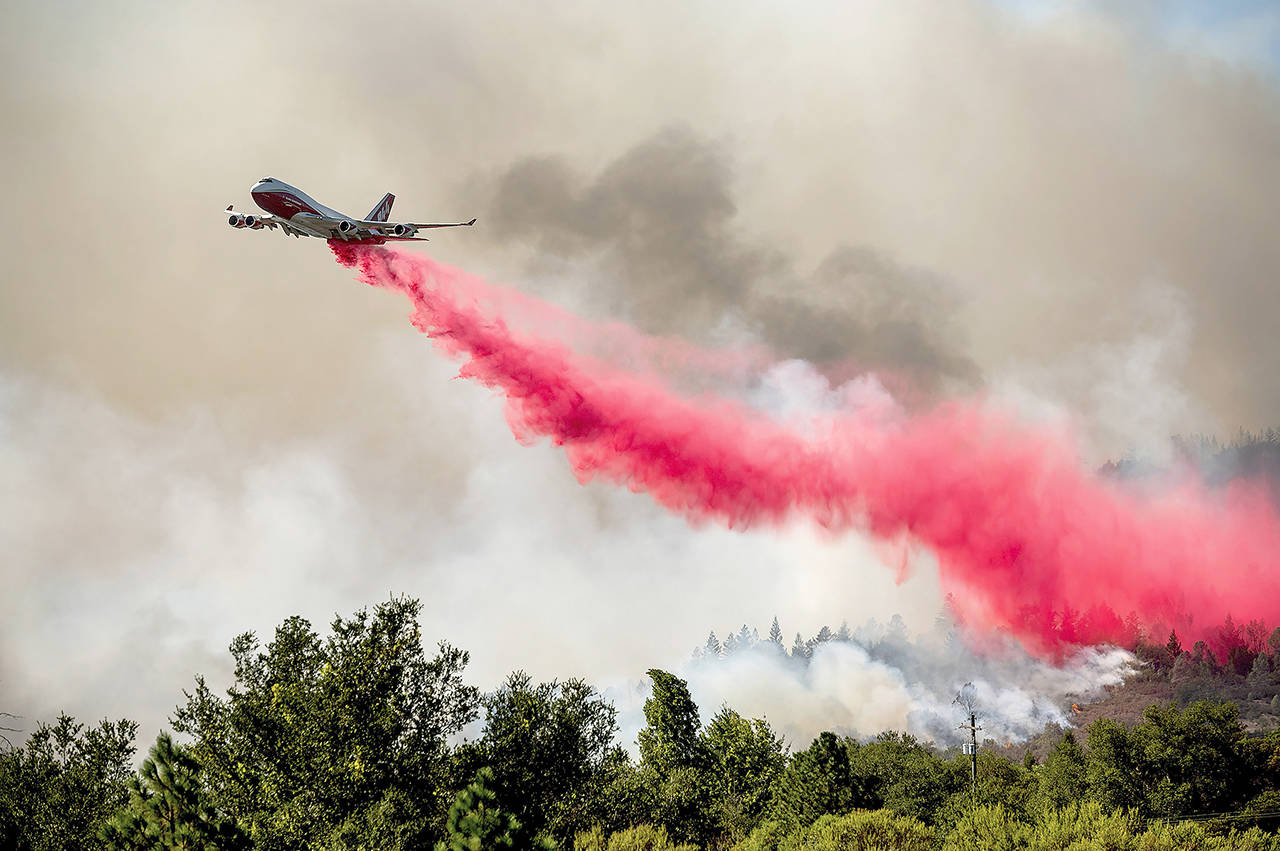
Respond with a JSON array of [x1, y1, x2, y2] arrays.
[[739, 808, 936, 851], [1087, 701, 1256, 819], [848, 732, 961, 823], [1037, 730, 1088, 810], [1250, 655, 1275, 688], [573, 823, 696, 851], [634, 670, 715, 846], [1087, 717, 1150, 812], [638, 670, 704, 778], [939, 800, 1280, 850], [941, 803, 1032, 850], [100, 732, 248, 850], [467, 671, 619, 843], [582, 751, 659, 836], [434, 767, 554, 851], [14, 598, 1280, 849], [769, 732, 861, 829], [171, 596, 479, 850], [0, 713, 137, 851], [645, 764, 715, 848], [702, 707, 785, 841], [1030, 800, 1139, 849]]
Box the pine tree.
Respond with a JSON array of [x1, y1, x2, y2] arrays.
[[836, 620, 852, 642], [791, 633, 809, 660], [1166, 629, 1182, 658], [704, 632, 722, 658], [771, 731, 859, 828], [1248, 653, 1273, 688], [815, 625, 834, 644], [1037, 730, 1087, 810], [435, 767, 552, 851], [737, 624, 753, 650], [101, 732, 248, 850], [768, 618, 784, 647]]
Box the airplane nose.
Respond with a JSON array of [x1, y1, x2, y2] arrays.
[[251, 181, 269, 195]]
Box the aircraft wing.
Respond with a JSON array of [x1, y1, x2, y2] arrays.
[[354, 217, 477, 230]]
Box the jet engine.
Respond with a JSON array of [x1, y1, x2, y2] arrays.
[[243, 215, 258, 228], [391, 223, 417, 238], [337, 219, 357, 236], [228, 213, 247, 228]]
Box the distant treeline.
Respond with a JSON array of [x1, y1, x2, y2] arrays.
[[1102, 428, 1280, 493], [3, 597, 1280, 850]]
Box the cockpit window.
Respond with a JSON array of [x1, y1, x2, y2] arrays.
[[258, 177, 274, 183]]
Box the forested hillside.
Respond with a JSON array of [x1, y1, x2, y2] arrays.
[[4, 597, 1280, 850]]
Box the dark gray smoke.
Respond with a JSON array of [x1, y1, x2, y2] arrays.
[[481, 127, 979, 397]]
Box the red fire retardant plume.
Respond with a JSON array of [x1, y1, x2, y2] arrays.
[[333, 243, 1280, 660]]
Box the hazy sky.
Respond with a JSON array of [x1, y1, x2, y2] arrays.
[[3, 1, 1279, 749]]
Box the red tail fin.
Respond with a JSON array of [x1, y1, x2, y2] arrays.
[[365, 193, 395, 222]]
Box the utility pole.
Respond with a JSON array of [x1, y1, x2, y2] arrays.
[[954, 683, 982, 800]]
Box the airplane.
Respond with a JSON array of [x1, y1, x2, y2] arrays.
[[225, 177, 476, 243]]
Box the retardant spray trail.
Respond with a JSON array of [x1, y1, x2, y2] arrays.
[[333, 243, 1280, 659]]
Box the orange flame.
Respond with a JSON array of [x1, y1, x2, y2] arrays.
[[1071, 703, 1082, 714]]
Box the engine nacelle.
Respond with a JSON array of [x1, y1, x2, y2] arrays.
[[391, 223, 417, 238], [228, 213, 247, 228], [243, 215, 258, 229], [337, 219, 356, 236]]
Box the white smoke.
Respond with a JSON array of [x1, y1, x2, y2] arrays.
[[603, 617, 1137, 754]]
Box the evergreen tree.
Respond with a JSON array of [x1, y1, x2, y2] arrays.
[[836, 620, 852, 642], [1270, 627, 1280, 659], [791, 633, 809, 660], [434, 767, 553, 851], [771, 732, 859, 828], [1037, 731, 1087, 809], [636, 671, 712, 847], [1192, 640, 1217, 669], [100, 732, 248, 851], [704, 632, 722, 658], [638, 671, 704, 777], [768, 618, 784, 648], [1248, 653, 1273, 689], [815, 625, 834, 645], [1166, 629, 1182, 658]]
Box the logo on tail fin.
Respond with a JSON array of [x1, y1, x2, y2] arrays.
[[366, 193, 395, 222]]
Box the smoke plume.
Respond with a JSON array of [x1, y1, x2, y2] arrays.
[[333, 243, 1280, 658]]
